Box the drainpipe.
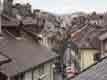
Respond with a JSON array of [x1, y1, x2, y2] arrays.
[[0, 14, 1, 34], [16, 14, 22, 40], [101, 40, 104, 58]]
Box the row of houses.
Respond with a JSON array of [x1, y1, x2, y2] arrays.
[[54, 12, 107, 79], [1, 0, 107, 80], [67, 22, 107, 79], [33, 12, 107, 79], [0, 12, 60, 80], [0, 0, 60, 80]]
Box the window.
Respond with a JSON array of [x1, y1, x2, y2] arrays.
[[104, 40, 107, 52], [38, 64, 45, 76], [12, 74, 24, 80], [23, 71, 32, 80], [94, 53, 101, 62]]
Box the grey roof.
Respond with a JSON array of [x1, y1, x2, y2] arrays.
[[71, 24, 103, 49], [22, 17, 37, 25], [71, 57, 107, 80], [87, 14, 103, 20], [2, 14, 19, 27], [0, 33, 57, 77], [98, 30, 107, 40]]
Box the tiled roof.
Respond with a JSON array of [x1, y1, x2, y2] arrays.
[[71, 57, 107, 80], [2, 14, 19, 27], [0, 32, 57, 77], [98, 30, 107, 40], [71, 24, 104, 49], [22, 17, 37, 25]]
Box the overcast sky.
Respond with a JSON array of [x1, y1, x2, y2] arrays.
[[14, 0, 107, 14]]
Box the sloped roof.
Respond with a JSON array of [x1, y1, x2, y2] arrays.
[[87, 14, 103, 20], [22, 17, 37, 25], [98, 30, 107, 40], [0, 33, 57, 77], [71, 57, 107, 80], [2, 14, 19, 27], [71, 24, 103, 49]]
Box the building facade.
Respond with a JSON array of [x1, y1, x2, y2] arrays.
[[79, 48, 99, 71], [11, 60, 56, 80]]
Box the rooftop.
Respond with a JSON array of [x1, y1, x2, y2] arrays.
[[0, 30, 57, 77], [71, 57, 107, 80]]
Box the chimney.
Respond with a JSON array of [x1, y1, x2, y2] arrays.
[[0, 0, 4, 39], [5, 14, 22, 40], [15, 14, 22, 40]]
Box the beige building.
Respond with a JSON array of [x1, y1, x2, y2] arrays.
[[79, 49, 98, 71], [70, 23, 102, 71]]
